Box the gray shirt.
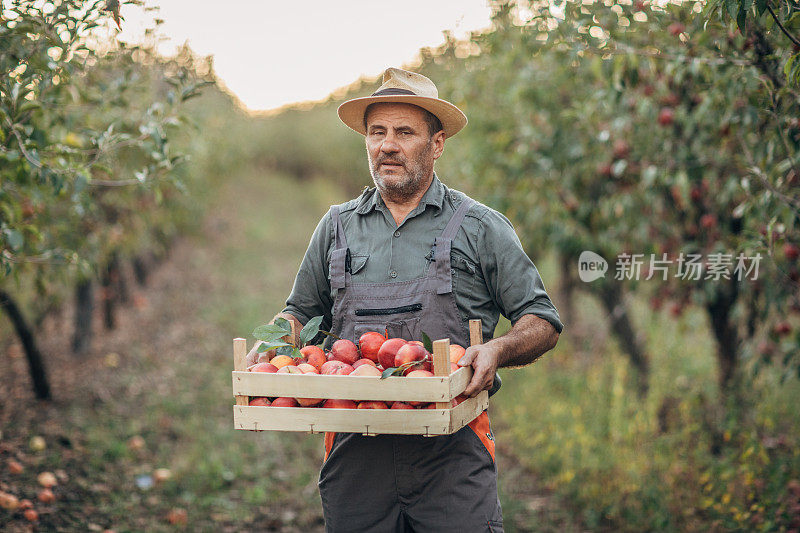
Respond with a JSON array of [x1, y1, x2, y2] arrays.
[[283, 175, 563, 340]]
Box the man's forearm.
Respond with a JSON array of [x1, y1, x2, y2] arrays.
[[488, 314, 559, 368], [460, 313, 559, 397]]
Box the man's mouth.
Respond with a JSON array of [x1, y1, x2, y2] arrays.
[[380, 160, 404, 168]]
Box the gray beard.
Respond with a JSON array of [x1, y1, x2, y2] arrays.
[[367, 144, 433, 204]]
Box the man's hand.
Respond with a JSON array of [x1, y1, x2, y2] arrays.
[[458, 343, 501, 398], [244, 312, 304, 367], [457, 314, 560, 397]]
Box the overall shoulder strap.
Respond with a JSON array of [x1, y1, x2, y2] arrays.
[[433, 197, 475, 295], [329, 206, 349, 290]]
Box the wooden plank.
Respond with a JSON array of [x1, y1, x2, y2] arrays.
[[447, 366, 473, 399], [432, 339, 451, 409], [233, 338, 249, 406], [447, 390, 489, 433], [469, 319, 483, 345], [233, 405, 451, 435], [233, 371, 453, 402]]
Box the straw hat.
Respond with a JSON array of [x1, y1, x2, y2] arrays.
[[337, 67, 467, 138]]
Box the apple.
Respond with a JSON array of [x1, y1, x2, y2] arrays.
[[784, 243, 799, 261], [271, 397, 299, 407], [248, 397, 271, 406], [358, 331, 385, 362], [249, 362, 278, 373], [391, 401, 414, 409], [297, 396, 324, 407], [377, 338, 407, 369], [351, 364, 382, 377], [322, 399, 357, 409], [395, 343, 430, 372], [353, 358, 377, 369], [330, 339, 360, 365], [658, 107, 675, 127], [668, 22, 685, 36], [449, 344, 466, 364], [297, 363, 319, 374], [320, 360, 355, 375], [357, 401, 389, 409], [300, 345, 326, 371], [277, 365, 303, 374]]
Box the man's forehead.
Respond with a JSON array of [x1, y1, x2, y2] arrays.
[[365, 102, 428, 127]]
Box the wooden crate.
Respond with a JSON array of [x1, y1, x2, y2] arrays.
[[231, 319, 489, 436]]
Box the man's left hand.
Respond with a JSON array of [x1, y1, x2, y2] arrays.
[[458, 343, 501, 397]]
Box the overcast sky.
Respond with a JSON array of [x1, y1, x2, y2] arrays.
[[117, 1, 494, 112]]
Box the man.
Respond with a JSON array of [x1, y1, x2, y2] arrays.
[[264, 67, 562, 532]]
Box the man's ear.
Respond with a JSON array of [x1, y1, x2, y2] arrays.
[[432, 130, 446, 160]]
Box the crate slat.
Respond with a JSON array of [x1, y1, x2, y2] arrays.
[[233, 405, 451, 435], [233, 371, 462, 402]]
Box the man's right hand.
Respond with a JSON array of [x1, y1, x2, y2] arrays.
[[244, 312, 304, 367]]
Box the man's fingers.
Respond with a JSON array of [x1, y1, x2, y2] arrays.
[[464, 365, 491, 397], [457, 346, 478, 367]]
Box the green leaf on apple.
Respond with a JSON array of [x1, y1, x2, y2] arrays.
[[275, 345, 294, 357], [253, 322, 292, 342], [421, 331, 433, 353], [380, 366, 404, 379], [298, 315, 323, 346], [256, 340, 292, 352]]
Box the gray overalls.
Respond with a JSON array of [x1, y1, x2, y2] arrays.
[[319, 198, 504, 532]]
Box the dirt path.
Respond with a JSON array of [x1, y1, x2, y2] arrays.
[[1, 168, 577, 532]]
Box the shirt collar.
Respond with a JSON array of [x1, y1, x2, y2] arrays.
[[355, 173, 446, 216]]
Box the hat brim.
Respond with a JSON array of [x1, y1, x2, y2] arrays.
[[337, 95, 467, 138]]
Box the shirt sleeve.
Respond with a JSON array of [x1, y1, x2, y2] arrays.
[[477, 209, 564, 334], [282, 211, 335, 332]]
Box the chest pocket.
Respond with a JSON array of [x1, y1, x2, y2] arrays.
[[450, 251, 478, 321], [327, 252, 369, 284]]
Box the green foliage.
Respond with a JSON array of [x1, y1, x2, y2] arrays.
[[0, 0, 215, 323]]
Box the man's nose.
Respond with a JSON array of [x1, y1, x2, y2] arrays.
[[379, 134, 400, 154]]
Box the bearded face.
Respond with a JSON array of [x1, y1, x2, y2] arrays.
[[364, 103, 443, 204]]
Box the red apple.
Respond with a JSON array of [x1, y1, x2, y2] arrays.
[[297, 396, 324, 407], [271, 397, 299, 407], [391, 401, 414, 409], [248, 397, 271, 406], [357, 401, 389, 409], [395, 343, 429, 370], [320, 360, 354, 375], [277, 365, 303, 374], [322, 399, 357, 409], [449, 345, 466, 364], [377, 338, 407, 369], [300, 345, 327, 371], [358, 331, 386, 362], [353, 358, 377, 369], [249, 362, 278, 373], [330, 339, 360, 365], [297, 363, 319, 374], [351, 364, 382, 377]]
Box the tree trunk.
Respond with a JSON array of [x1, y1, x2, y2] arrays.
[[114, 254, 129, 305], [706, 277, 741, 394], [0, 289, 51, 400], [72, 279, 94, 355], [101, 257, 116, 330], [132, 255, 149, 286], [557, 252, 577, 328], [596, 279, 650, 397]]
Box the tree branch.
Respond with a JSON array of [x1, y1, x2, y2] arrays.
[[766, 5, 800, 48]]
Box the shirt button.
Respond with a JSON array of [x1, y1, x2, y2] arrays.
[[389, 270, 398, 278], [394, 230, 401, 238]]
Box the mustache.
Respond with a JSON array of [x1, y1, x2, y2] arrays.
[[376, 155, 406, 167]]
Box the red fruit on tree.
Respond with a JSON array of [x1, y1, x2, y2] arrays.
[[784, 243, 799, 261], [658, 107, 675, 126], [774, 322, 791, 336], [700, 213, 717, 230], [668, 22, 685, 37]]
